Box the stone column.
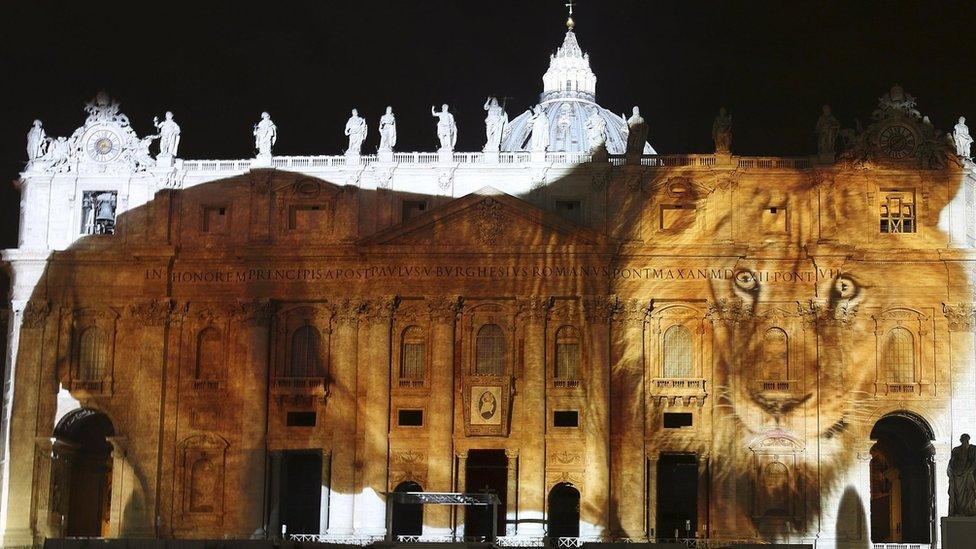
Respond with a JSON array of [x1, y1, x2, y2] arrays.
[[696, 453, 709, 538], [646, 455, 658, 540], [32, 437, 57, 540], [357, 296, 398, 538], [505, 449, 519, 537], [581, 296, 612, 540], [106, 436, 128, 538], [237, 299, 272, 538], [426, 297, 461, 537], [609, 298, 647, 539], [944, 304, 976, 437], [455, 452, 467, 536], [1, 300, 50, 548], [517, 297, 549, 539], [328, 299, 363, 538]]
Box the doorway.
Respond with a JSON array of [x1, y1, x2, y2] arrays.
[[278, 451, 323, 535], [547, 483, 580, 538], [54, 409, 115, 538], [464, 449, 507, 539], [391, 481, 424, 536], [869, 413, 934, 544], [656, 454, 698, 540]]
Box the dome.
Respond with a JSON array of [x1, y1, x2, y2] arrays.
[[500, 29, 655, 155]]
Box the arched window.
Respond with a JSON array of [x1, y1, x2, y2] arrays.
[[883, 328, 915, 383], [762, 328, 789, 380], [554, 326, 581, 384], [288, 325, 320, 378], [78, 327, 104, 380], [475, 324, 506, 375], [400, 326, 425, 385], [195, 328, 223, 380], [662, 325, 693, 378]]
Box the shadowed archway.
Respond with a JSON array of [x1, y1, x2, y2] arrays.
[[53, 409, 115, 538], [869, 412, 935, 544]]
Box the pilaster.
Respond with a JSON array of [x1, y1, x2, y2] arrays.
[[516, 297, 549, 538], [328, 299, 363, 537], [425, 297, 461, 536], [581, 296, 612, 540]]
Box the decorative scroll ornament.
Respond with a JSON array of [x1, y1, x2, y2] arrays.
[[475, 198, 506, 245], [943, 303, 976, 332], [334, 298, 365, 327], [807, 299, 859, 327], [21, 300, 51, 329], [427, 296, 462, 323], [129, 299, 173, 326]]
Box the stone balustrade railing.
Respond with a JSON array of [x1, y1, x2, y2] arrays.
[[179, 153, 815, 174]]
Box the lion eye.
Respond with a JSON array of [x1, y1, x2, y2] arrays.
[[734, 269, 759, 292], [834, 275, 859, 299]]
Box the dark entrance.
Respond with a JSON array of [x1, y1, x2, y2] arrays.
[[656, 454, 698, 540], [869, 412, 934, 544], [464, 450, 507, 538], [391, 481, 424, 536], [277, 451, 323, 535], [55, 409, 115, 538], [547, 483, 580, 538]]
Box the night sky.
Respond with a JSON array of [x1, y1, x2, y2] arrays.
[[2, 1, 975, 252]]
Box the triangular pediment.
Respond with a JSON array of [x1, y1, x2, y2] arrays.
[[359, 187, 611, 249]]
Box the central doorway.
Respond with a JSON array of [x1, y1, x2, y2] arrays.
[[278, 451, 323, 535], [464, 450, 507, 539], [391, 481, 424, 536], [547, 483, 580, 538], [869, 412, 934, 544], [656, 454, 698, 540], [55, 409, 115, 538]]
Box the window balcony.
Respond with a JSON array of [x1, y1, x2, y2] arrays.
[[553, 378, 581, 389], [755, 379, 799, 393]]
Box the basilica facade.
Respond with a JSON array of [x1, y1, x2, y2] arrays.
[[2, 24, 976, 549]]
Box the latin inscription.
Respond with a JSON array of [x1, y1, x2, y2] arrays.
[[147, 265, 839, 284]]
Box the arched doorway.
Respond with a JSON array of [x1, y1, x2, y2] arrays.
[[53, 409, 115, 537], [391, 481, 423, 536], [869, 412, 934, 544], [547, 483, 580, 538]]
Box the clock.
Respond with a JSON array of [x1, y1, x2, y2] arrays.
[[83, 126, 123, 162], [877, 123, 917, 160]]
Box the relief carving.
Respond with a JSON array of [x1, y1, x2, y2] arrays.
[[334, 298, 365, 327], [427, 296, 462, 323], [22, 300, 51, 329], [943, 303, 976, 332], [707, 297, 754, 325], [613, 297, 650, 325], [234, 299, 273, 326], [475, 198, 507, 245], [583, 295, 616, 324], [517, 296, 552, 323], [361, 295, 399, 324]]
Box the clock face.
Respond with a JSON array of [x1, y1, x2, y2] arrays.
[[84, 127, 123, 162], [878, 124, 917, 160]]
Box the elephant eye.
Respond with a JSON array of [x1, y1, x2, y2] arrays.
[[733, 269, 759, 292]]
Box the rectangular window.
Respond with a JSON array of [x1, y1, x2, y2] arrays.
[[288, 204, 325, 231], [80, 190, 118, 235], [202, 206, 228, 234], [402, 200, 428, 222], [397, 409, 424, 427], [400, 342, 425, 383], [286, 411, 316, 427], [879, 190, 916, 233], [555, 200, 583, 224], [553, 410, 579, 428], [663, 412, 694, 429], [660, 204, 695, 231]]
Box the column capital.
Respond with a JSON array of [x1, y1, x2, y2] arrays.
[[504, 448, 520, 460], [234, 299, 274, 326], [19, 299, 51, 330], [128, 298, 173, 327], [360, 295, 399, 325], [612, 297, 650, 325], [583, 295, 616, 324], [706, 297, 754, 325], [106, 436, 128, 459], [943, 302, 976, 332], [455, 450, 468, 460], [334, 298, 366, 327], [427, 296, 462, 324], [516, 296, 552, 324]]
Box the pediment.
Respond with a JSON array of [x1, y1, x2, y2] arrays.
[[359, 187, 611, 248]]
